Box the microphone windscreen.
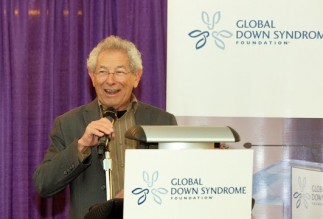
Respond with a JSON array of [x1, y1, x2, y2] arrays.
[[104, 107, 117, 121]]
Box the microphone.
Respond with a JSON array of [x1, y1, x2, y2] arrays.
[[243, 142, 320, 148], [244, 142, 288, 148], [97, 107, 117, 159], [243, 142, 252, 148]]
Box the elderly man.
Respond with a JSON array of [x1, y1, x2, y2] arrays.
[[33, 36, 177, 219]]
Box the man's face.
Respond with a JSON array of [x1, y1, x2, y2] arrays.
[[89, 49, 142, 111]]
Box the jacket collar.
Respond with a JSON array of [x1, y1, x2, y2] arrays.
[[82, 98, 101, 125]]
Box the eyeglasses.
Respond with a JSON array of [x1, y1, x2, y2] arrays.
[[95, 69, 131, 79]]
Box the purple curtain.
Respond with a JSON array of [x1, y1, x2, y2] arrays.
[[0, 0, 167, 218]]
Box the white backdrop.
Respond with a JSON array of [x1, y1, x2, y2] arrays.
[[167, 0, 323, 118], [167, 1, 323, 218]]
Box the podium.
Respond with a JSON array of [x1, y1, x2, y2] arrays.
[[85, 125, 253, 219], [125, 125, 240, 149], [123, 125, 253, 219], [252, 157, 323, 219]]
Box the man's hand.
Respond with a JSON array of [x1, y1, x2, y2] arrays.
[[77, 118, 114, 153]]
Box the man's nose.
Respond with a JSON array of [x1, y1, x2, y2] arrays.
[[105, 73, 116, 83]]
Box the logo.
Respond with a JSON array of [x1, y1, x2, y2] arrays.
[[293, 176, 311, 208], [131, 171, 168, 205], [188, 11, 233, 50], [188, 11, 323, 48]]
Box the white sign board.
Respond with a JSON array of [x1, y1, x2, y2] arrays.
[[124, 149, 254, 219], [292, 166, 323, 219], [167, 0, 323, 118]]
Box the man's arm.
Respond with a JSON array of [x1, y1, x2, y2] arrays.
[[32, 116, 91, 197]]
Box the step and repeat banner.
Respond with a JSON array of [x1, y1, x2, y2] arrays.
[[167, 0, 323, 218]]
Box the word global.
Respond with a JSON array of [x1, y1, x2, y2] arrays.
[[236, 20, 276, 29], [171, 178, 202, 186]]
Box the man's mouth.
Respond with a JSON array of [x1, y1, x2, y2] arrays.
[[104, 88, 120, 95]]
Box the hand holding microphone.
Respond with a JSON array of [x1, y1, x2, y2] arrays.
[[77, 107, 117, 157]]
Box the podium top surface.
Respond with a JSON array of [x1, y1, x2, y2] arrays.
[[125, 125, 240, 143]]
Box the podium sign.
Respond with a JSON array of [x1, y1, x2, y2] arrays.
[[124, 149, 253, 219], [292, 166, 323, 219]]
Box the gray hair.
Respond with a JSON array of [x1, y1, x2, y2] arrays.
[[87, 35, 143, 73]]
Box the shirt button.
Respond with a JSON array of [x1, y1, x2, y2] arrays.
[[63, 170, 68, 175], [101, 185, 106, 190]]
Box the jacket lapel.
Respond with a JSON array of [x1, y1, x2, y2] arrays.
[[135, 102, 150, 125], [82, 99, 101, 125]]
